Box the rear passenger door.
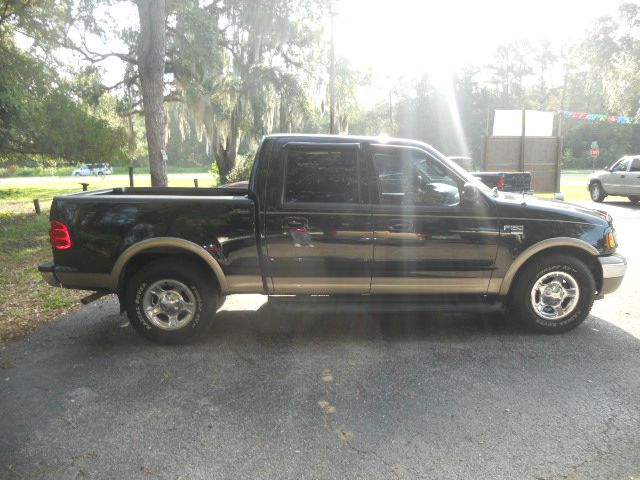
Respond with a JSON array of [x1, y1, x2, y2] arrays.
[[263, 142, 373, 294], [625, 157, 640, 195]]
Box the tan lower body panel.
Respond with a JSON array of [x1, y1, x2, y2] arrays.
[[56, 272, 112, 290], [270, 276, 500, 295], [225, 275, 264, 294], [272, 277, 371, 295], [370, 277, 492, 295]]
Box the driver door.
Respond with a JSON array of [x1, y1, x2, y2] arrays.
[[367, 144, 499, 295], [606, 157, 630, 194]]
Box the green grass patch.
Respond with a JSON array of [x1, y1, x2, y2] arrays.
[[0, 209, 87, 342]]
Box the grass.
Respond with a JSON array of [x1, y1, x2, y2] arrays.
[[0, 176, 218, 214], [0, 211, 87, 343]]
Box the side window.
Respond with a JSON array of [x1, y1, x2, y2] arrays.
[[372, 147, 460, 207], [613, 158, 630, 172], [285, 148, 358, 203], [630, 158, 640, 172]]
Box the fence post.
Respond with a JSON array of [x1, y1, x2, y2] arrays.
[[33, 199, 41, 215], [128, 166, 134, 187]]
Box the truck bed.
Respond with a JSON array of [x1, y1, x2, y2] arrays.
[[45, 186, 261, 292]]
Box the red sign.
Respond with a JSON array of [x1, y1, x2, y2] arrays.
[[591, 148, 600, 157]]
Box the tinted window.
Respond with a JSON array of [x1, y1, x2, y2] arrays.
[[373, 148, 460, 207], [631, 158, 640, 172], [285, 148, 358, 203]]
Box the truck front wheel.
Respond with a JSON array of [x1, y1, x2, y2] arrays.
[[125, 259, 218, 344], [508, 254, 595, 333]]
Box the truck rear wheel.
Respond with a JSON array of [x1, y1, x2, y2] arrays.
[[125, 259, 218, 344], [508, 254, 595, 333], [589, 182, 606, 202], [628, 196, 640, 203]]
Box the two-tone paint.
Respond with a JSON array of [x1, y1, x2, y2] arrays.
[[39, 134, 625, 306]]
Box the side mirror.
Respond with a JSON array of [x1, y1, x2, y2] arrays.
[[462, 182, 479, 205]]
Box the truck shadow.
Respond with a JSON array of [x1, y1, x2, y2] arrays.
[[87, 299, 639, 352]]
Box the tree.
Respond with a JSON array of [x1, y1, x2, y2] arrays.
[[0, 37, 130, 165], [136, 0, 168, 186]]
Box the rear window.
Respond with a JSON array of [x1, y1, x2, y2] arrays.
[[284, 148, 358, 203]]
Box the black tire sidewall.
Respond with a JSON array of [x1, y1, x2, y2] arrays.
[[512, 256, 595, 333], [126, 261, 216, 343], [590, 182, 604, 202]]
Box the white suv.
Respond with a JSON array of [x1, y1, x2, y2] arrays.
[[72, 163, 113, 176], [589, 155, 640, 203]]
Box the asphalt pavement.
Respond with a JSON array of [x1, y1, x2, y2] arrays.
[[1, 200, 639, 479]]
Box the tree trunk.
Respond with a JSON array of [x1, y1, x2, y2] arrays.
[[279, 91, 287, 132], [137, 0, 168, 187], [215, 97, 241, 183]]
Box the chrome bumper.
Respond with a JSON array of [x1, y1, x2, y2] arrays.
[[598, 254, 627, 296]]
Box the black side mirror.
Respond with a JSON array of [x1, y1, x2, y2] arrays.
[[462, 182, 479, 204]]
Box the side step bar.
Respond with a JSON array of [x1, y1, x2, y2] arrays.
[[267, 295, 504, 314]]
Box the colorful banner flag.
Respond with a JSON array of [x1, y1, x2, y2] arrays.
[[562, 111, 639, 124]]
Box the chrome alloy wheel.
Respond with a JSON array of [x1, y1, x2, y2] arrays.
[[590, 183, 601, 201], [141, 279, 197, 330], [530, 271, 580, 321]]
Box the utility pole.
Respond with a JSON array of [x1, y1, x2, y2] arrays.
[[329, 4, 336, 135], [388, 89, 393, 133]]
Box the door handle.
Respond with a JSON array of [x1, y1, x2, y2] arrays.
[[621, 174, 626, 178], [284, 217, 309, 232], [388, 221, 413, 232]]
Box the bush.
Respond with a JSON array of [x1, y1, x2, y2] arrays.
[[226, 153, 255, 183], [210, 152, 256, 185]]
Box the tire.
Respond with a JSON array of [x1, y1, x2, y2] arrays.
[[125, 259, 218, 344], [628, 196, 640, 203], [589, 182, 606, 202], [508, 254, 595, 333]]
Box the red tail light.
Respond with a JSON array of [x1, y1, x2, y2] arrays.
[[49, 220, 72, 250], [496, 174, 505, 190]]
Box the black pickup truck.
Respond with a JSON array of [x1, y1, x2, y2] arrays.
[[40, 135, 626, 343]]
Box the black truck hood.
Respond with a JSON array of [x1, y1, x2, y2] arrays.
[[494, 193, 611, 227]]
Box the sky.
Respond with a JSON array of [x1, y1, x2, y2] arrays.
[[332, 0, 625, 105], [62, 0, 628, 106]]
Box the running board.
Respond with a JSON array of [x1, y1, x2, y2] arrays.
[[267, 295, 504, 314]]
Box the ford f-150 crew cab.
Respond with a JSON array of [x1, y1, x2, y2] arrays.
[[39, 135, 627, 343]]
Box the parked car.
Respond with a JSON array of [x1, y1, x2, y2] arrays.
[[473, 171, 532, 193], [72, 163, 113, 176], [447, 157, 532, 193], [589, 155, 640, 203], [40, 135, 626, 343]]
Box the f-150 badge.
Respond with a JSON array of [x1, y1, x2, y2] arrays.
[[502, 224, 524, 233]]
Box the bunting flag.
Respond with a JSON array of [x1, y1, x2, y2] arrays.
[[562, 111, 639, 125]]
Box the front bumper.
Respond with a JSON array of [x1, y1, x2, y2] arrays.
[[598, 254, 627, 296]]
